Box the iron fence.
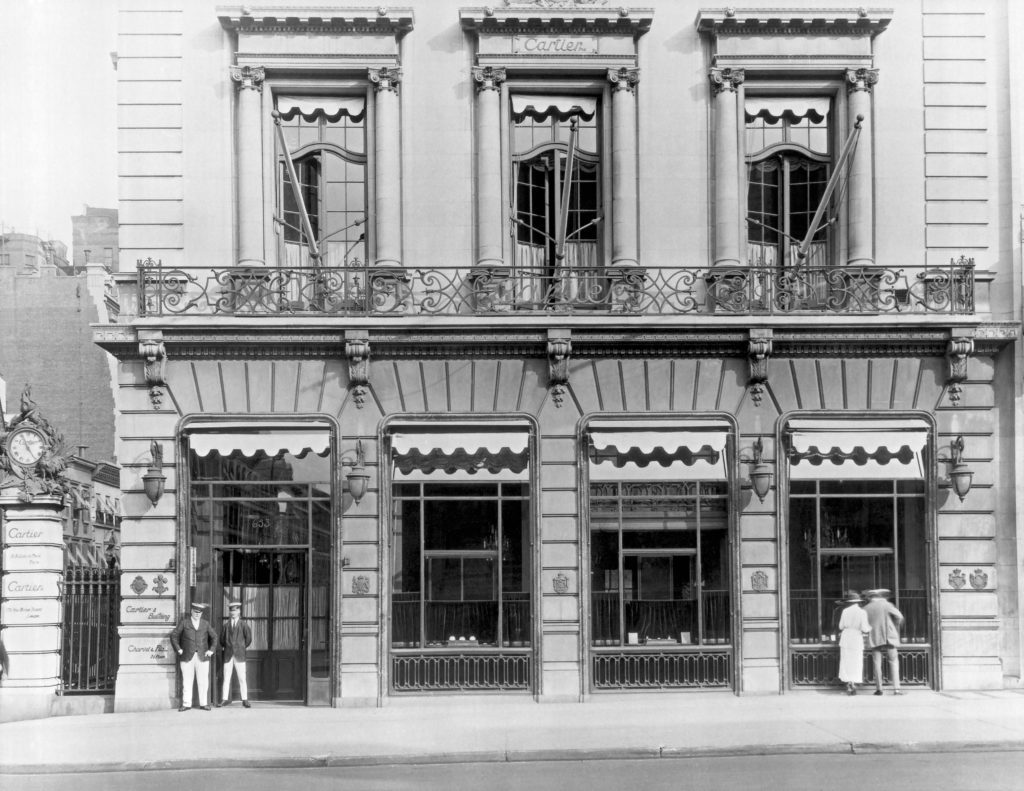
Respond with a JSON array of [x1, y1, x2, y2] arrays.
[[60, 566, 119, 694], [790, 646, 930, 687], [136, 257, 976, 317], [591, 650, 732, 690], [391, 651, 532, 693]]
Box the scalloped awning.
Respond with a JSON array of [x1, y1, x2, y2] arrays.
[[588, 425, 730, 481], [787, 418, 929, 480], [186, 421, 332, 458], [277, 96, 366, 123], [391, 429, 530, 480]]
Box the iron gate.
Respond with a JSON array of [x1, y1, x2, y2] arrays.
[[61, 566, 119, 694]]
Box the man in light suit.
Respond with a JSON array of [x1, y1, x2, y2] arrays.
[[219, 601, 253, 708], [170, 602, 218, 711], [863, 588, 905, 696]]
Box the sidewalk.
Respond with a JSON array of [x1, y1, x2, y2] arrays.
[[2, 689, 1023, 775]]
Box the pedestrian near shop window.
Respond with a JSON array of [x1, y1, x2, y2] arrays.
[[863, 588, 905, 696], [836, 590, 870, 695], [170, 602, 218, 711], [219, 601, 252, 708]]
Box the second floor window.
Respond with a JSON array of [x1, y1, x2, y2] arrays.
[[511, 95, 601, 302], [276, 96, 367, 269], [746, 98, 832, 269]]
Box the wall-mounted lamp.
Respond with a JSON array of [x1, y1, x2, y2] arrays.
[[741, 437, 773, 504], [142, 440, 167, 506], [946, 435, 974, 502], [341, 439, 370, 504]]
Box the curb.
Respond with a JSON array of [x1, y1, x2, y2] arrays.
[[4, 740, 1024, 775]]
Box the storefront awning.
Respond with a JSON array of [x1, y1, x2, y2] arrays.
[[588, 429, 729, 481], [745, 98, 830, 124], [512, 94, 597, 121], [187, 427, 331, 458], [787, 418, 929, 480], [391, 429, 530, 480], [276, 95, 366, 122]]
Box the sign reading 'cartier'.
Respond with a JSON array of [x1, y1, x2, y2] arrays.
[[513, 36, 598, 55], [4, 573, 61, 598], [4, 521, 63, 545]]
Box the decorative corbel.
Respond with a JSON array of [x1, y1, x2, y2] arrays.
[[345, 332, 371, 409], [547, 330, 572, 408], [946, 335, 974, 406], [138, 331, 167, 410], [748, 329, 773, 407]]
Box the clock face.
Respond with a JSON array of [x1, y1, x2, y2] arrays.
[[8, 428, 45, 466]]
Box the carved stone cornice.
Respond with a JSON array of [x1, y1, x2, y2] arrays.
[[847, 68, 879, 93], [368, 66, 402, 93], [460, 4, 653, 35], [696, 8, 893, 37], [472, 66, 507, 92], [139, 331, 167, 410], [607, 66, 640, 93], [709, 67, 745, 95], [345, 333, 371, 409], [218, 7, 414, 37], [229, 65, 265, 92]]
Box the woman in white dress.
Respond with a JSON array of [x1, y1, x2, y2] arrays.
[[837, 590, 871, 695]]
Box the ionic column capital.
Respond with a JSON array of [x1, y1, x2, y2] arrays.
[[709, 67, 744, 95], [846, 68, 879, 93], [369, 66, 402, 94], [229, 65, 265, 92], [472, 66, 507, 93], [607, 67, 640, 93]]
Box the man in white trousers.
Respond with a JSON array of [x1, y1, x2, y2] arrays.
[[219, 601, 253, 707], [169, 602, 218, 711]]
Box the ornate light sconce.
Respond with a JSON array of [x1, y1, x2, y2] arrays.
[[341, 439, 370, 504], [945, 435, 974, 502], [142, 440, 166, 506], [741, 437, 773, 504]]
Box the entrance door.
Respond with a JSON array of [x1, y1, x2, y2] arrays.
[[217, 549, 307, 702]]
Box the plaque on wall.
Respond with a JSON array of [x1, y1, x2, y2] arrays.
[[119, 635, 175, 666], [3, 519, 63, 546], [1, 599, 60, 625], [121, 599, 175, 625], [3, 545, 64, 572], [2, 572, 61, 599]]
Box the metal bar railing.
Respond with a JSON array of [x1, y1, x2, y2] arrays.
[[134, 257, 977, 318], [60, 566, 119, 694]]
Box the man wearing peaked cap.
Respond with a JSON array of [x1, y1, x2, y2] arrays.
[[170, 602, 218, 711], [219, 601, 253, 708]]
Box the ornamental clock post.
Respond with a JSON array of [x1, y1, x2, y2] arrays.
[[0, 387, 72, 722]]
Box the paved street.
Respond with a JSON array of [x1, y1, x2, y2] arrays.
[[13, 752, 1024, 791]]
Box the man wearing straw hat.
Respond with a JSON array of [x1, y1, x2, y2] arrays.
[[863, 588, 905, 696], [170, 602, 218, 711], [219, 601, 253, 708]]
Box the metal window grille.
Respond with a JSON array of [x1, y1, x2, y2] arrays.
[[592, 650, 732, 690]]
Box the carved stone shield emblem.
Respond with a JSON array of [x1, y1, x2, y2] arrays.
[[948, 569, 966, 590], [552, 572, 570, 594], [969, 569, 988, 590], [751, 570, 769, 592], [130, 575, 148, 596], [352, 574, 371, 595]]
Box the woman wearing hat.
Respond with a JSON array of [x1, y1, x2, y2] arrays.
[[836, 591, 871, 695]]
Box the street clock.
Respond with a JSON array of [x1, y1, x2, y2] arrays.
[[6, 426, 46, 467]]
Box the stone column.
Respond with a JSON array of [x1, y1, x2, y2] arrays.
[[846, 68, 878, 267], [369, 67, 403, 268], [229, 66, 266, 266], [0, 497, 65, 722], [607, 67, 640, 268], [709, 67, 745, 268], [471, 66, 506, 268]]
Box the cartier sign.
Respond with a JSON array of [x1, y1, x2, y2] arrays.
[[513, 36, 598, 55], [4, 520, 63, 545], [3, 572, 61, 598]]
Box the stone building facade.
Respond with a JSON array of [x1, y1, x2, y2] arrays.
[[95, 1, 1022, 711]]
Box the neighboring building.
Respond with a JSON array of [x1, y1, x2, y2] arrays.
[[72, 206, 119, 274], [63, 457, 122, 570], [97, 0, 1023, 713], [0, 232, 120, 463]]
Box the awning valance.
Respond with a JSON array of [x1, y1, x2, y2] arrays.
[[745, 98, 830, 124], [787, 419, 929, 480], [588, 429, 729, 481], [276, 96, 366, 122], [512, 94, 597, 122], [391, 432, 528, 455], [390, 429, 529, 480], [188, 430, 331, 459]]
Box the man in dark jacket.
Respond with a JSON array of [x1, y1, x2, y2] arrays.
[[169, 602, 218, 711], [219, 601, 253, 707]]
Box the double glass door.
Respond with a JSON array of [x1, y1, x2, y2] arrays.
[[216, 549, 307, 702]]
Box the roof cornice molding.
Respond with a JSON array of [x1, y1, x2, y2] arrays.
[[217, 5, 414, 35], [460, 4, 653, 35], [696, 7, 893, 37]]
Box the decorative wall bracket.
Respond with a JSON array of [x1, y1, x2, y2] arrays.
[[547, 331, 572, 408], [946, 335, 973, 406], [139, 331, 167, 409], [748, 329, 773, 407], [345, 333, 371, 409]]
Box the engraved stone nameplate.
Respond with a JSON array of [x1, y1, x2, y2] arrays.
[[3, 545, 64, 572], [3, 572, 61, 599], [2, 598, 60, 625]]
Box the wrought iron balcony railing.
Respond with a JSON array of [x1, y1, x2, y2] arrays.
[[135, 257, 976, 318]]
